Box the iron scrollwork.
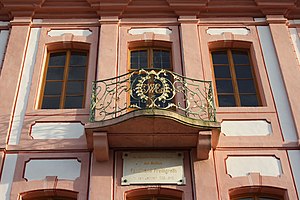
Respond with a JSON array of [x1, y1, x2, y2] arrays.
[[90, 69, 216, 122]]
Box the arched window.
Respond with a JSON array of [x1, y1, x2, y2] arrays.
[[232, 195, 282, 200], [125, 187, 182, 200], [211, 49, 260, 107], [39, 49, 88, 109], [128, 41, 173, 109], [19, 189, 77, 200], [229, 186, 286, 200]]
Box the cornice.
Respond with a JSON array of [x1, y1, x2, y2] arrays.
[[0, 0, 299, 20]]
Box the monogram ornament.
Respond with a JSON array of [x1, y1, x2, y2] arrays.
[[132, 69, 175, 109]]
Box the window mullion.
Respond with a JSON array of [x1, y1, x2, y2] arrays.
[[149, 48, 152, 68], [228, 49, 240, 106], [61, 50, 71, 108]]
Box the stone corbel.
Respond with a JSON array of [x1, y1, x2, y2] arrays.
[[93, 132, 109, 161], [197, 131, 212, 160], [197, 129, 220, 160]]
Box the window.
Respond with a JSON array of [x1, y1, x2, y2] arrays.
[[125, 188, 182, 200], [26, 197, 76, 200], [20, 189, 77, 200], [40, 50, 88, 109], [129, 47, 172, 108], [130, 48, 171, 70], [229, 186, 285, 200], [232, 195, 281, 200], [211, 49, 260, 107], [127, 196, 180, 200]]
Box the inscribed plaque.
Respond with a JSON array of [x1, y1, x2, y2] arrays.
[[122, 152, 185, 185]]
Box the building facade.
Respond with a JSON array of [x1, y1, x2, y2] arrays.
[[0, 0, 300, 199]]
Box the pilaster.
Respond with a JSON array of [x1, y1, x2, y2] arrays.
[[0, 17, 32, 147], [267, 15, 300, 142], [97, 16, 119, 80], [178, 16, 204, 80]]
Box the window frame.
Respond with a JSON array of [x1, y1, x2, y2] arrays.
[[39, 49, 89, 109], [127, 46, 173, 109], [231, 194, 282, 200], [210, 48, 261, 107], [128, 47, 173, 71], [127, 195, 181, 200], [125, 187, 182, 200]]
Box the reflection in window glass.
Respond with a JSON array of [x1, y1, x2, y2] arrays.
[[48, 52, 66, 66], [211, 49, 260, 107], [41, 50, 87, 109]]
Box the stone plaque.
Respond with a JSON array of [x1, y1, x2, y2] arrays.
[[121, 152, 185, 185]]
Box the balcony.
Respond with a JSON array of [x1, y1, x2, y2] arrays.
[[85, 69, 220, 161]]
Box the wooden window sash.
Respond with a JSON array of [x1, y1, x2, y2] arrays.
[[211, 49, 260, 107], [40, 49, 88, 109], [128, 48, 172, 71]]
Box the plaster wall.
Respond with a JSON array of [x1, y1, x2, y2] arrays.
[[267, 15, 300, 141], [9, 28, 41, 145], [30, 122, 84, 139], [113, 151, 193, 200], [24, 159, 81, 181], [198, 19, 281, 148], [0, 22, 31, 148], [0, 154, 17, 200], [226, 156, 282, 177], [13, 21, 98, 151], [255, 20, 298, 142], [10, 152, 90, 200], [0, 29, 9, 68], [288, 150, 300, 198], [215, 150, 298, 200], [289, 28, 300, 65], [221, 120, 272, 136]]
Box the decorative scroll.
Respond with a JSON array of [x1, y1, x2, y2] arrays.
[[90, 69, 216, 122]]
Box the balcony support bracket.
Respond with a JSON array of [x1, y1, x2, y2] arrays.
[[197, 131, 211, 160], [93, 132, 109, 161]]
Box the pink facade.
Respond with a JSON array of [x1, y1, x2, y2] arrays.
[[0, 1, 300, 200]]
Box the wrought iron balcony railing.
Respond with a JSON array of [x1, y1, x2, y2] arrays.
[[90, 69, 216, 122]]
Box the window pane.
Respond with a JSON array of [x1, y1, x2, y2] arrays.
[[130, 51, 139, 69], [49, 52, 66, 66], [41, 96, 60, 109], [212, 51, 228, 64], [131, 50, 148, 69], [66, 81, 85, 95], [237, 80, 256, 93], [214, 65, 231, 78], [235, 66, 253, 78], [153, 50, 170, 69], [218, 95, 236, 107], [68, 67, 86, 80], [232, 51, 250, 64], [70, 52, 87, 66], [64, 96, 83, 108], [44, 82, 63, 95], [240, 94, 259, 106], [216, 80, 234, 93], [139, 50, 148, 68], [46, 67, 64, 80]]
